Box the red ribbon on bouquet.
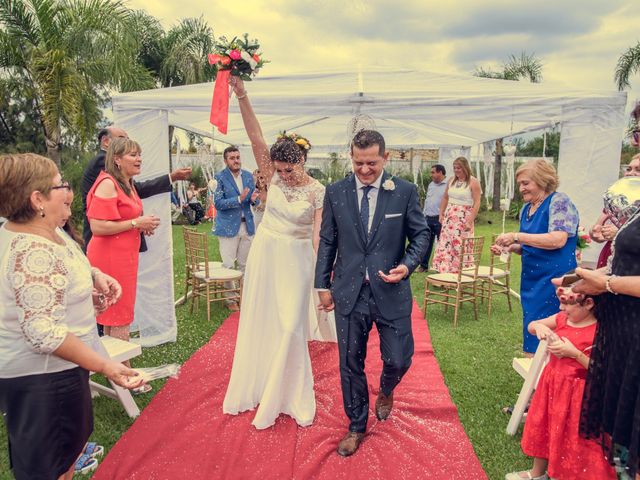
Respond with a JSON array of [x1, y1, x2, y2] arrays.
[[208, 55, 231, 134]]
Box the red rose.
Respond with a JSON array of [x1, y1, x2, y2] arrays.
[[229, 49, 242, 60]]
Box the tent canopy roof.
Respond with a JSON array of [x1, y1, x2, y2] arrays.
[[112, 69, 627, 149]]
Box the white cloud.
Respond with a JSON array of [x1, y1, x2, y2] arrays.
[[125, 0, 640, 105]]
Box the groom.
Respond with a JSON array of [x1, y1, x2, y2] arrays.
[[315, 130, 429, 456]]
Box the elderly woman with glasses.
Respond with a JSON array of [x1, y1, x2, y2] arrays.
[[492, 160, 579, 356], [0, 153, 143, 480]]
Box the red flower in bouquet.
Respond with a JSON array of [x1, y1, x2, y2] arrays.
[[207, 34, 267, 81]]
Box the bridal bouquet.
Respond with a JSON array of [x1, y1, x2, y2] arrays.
[[208, 34, 267, 81], [208, 34, 267, 134]]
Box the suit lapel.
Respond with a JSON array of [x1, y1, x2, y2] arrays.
[[346, 175, 367, 246], [368, 171, 390, 243], [225, 168, 241, 195]]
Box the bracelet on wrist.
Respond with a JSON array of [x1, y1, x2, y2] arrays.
[[605, 275, 619, 295], [513, 232, 520, 243], [236, 91, 248, 100]]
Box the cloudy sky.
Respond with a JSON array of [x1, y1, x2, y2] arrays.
[[128, 0, 640, 107]]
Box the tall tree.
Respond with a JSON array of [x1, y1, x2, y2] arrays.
[[160, 17, 217, 87], [615, 42, 640, 91], [473, 52, 543, 210], [0, 0, 155, 165]]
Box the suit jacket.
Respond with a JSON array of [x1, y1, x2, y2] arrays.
[[314, 171, 429, 320], [81, 150, 172, 251], [213, 168, 257, 237]]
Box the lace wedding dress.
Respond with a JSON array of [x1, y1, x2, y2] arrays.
[[223, 176, 336, 429]]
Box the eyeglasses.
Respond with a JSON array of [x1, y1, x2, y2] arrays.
[[51, 181, 72, 191]]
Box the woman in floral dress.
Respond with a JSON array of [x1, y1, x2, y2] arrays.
[[432, 156, 481, 273]]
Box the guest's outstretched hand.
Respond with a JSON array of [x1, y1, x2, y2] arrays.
[[102, 360, 144, 389], [170, 167, 192, 182], [570, 267, 608, 296]]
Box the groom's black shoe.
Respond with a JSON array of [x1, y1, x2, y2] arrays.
[[337, 432, 365, 457], [375, 391, 394, 421]]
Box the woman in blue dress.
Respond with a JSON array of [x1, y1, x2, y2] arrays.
[[492, 160, 579, 355]]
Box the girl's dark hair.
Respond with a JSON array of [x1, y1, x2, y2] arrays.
[[270, 138, 307, 164]]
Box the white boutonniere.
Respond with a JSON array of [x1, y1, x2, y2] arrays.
[[382, 178, 396, 191]]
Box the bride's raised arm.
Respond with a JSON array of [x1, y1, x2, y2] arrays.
[[231, 78, 274, 183]]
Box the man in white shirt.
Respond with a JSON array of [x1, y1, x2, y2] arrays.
[[418, 164, 447, 271]]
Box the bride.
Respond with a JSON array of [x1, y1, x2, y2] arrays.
[[222, 78, 336, 429]]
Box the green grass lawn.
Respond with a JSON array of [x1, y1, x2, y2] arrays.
[[0, 212, 530, 480]]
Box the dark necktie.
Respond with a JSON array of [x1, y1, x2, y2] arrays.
[[360, 185, 373, 239]]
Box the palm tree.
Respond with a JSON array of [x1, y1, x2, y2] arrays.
[[0, 0, 155, 165], [615, 42, 640, 91], [160, 17, 217, 88], [128, 13, 217, 88], [473, 52, 543, 209]]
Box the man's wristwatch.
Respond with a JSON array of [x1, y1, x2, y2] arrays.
[[131, 219, 138, 229], [513, 232, 520, 243]]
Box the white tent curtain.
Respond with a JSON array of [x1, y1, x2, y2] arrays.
[[111, 69, 627, 344]]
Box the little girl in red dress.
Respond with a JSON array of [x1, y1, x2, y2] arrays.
[[506, 287, 616, 480]]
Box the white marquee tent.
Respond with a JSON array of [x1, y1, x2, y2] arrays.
[[113, 69, 627, 346]]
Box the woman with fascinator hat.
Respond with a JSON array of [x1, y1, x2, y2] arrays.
[[222, 77, 336, 430]]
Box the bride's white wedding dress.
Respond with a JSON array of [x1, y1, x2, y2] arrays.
[[223, 176, 337, 429]]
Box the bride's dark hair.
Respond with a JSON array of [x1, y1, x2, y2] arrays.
[[270, 136, 310, 164]]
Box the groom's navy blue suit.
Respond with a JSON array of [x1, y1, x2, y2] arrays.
[[315, 171, 429, 432]]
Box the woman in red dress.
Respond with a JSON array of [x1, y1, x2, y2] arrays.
[[86, 138, 160, 362], [506, 287, 616, 480]]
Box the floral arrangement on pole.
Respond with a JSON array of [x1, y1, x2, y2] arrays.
[[575, 225, 591, 262], [208, 34, 267, 134]]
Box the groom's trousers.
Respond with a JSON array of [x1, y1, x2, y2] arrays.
[[335, 283, 414, 433]]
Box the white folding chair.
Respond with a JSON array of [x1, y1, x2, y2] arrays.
[[506, 340, 549, 435]]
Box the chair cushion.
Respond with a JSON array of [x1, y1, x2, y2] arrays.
[[427, 272, 476, 284], [476, 266, 508, 278], [194, 267, 243, 281]]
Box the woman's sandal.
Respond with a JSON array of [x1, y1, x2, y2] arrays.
[[81, 441, 104, 459], [74, 453, 98, 475], [501, 404, 529, 415], [505, 471, 548, 480]]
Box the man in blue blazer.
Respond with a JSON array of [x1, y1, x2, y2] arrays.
[[213, 146, 259, 308], [315, 130, 429, 456]]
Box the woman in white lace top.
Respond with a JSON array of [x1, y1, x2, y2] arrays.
[[0, 153, 143, 480]]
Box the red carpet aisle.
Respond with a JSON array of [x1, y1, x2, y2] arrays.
[[94, 301, 487, 480]]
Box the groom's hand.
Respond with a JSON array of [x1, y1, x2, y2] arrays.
[[378, 264, 409, 284], [317, 291, 335, 312]]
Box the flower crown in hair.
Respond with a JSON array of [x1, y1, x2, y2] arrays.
[[277, 131, 311, 151]]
